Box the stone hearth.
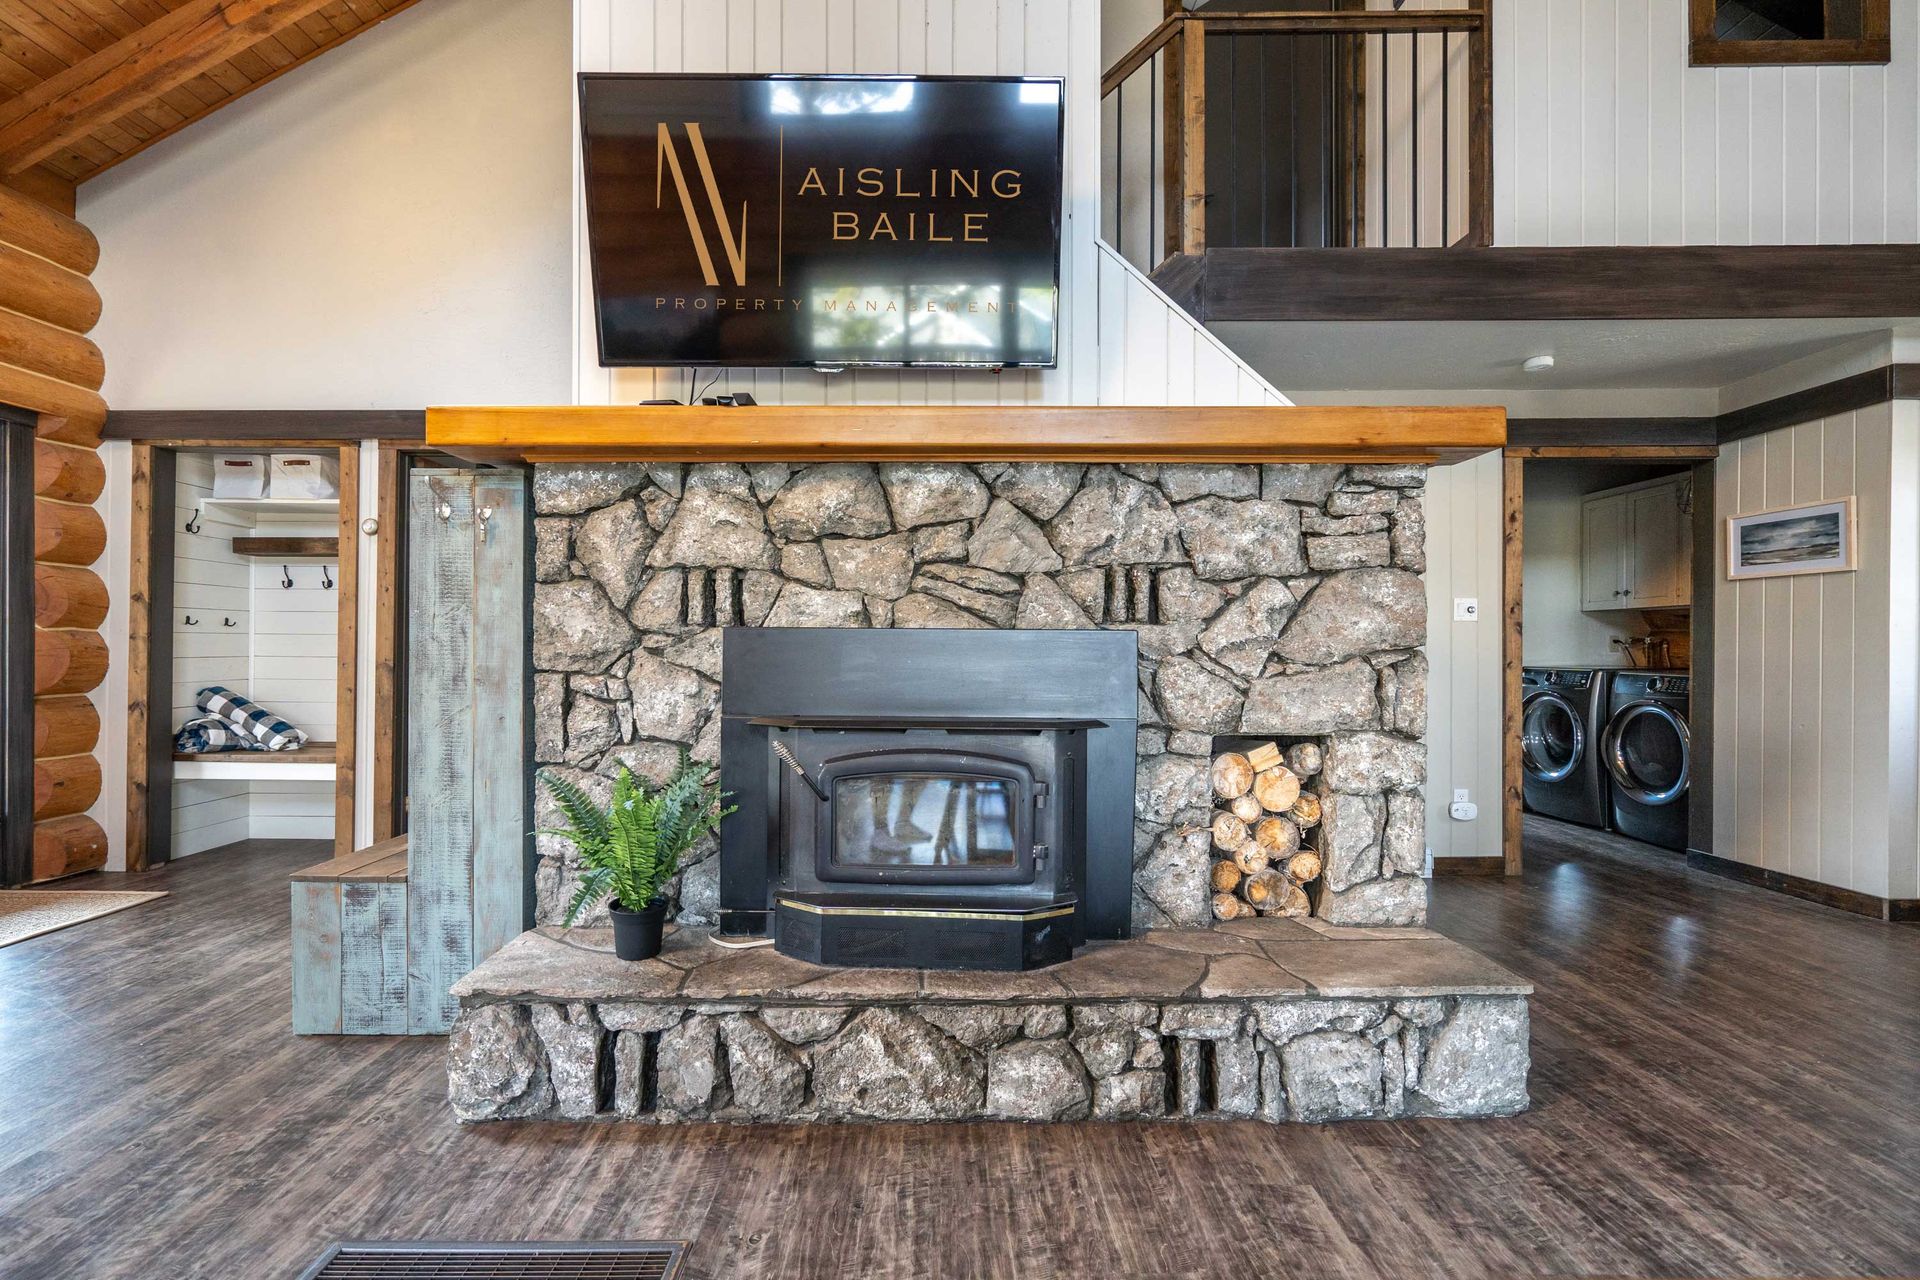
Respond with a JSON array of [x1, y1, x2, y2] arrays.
[[531, 461, 1431, 933], [447, 918, 1530, 1124]]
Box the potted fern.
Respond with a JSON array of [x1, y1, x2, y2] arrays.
[[538, 755, 734, 961]]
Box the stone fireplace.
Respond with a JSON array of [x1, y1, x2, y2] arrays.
[[530, 460, 1432, 934]]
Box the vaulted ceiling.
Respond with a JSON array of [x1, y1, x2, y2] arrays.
[[0, 0, 426, 192]]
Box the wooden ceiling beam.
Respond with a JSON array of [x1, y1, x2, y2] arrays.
[[0, 0, 354, 175]]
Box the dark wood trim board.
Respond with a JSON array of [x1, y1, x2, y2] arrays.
[[1433, 856, 1505, 876], [127, 443, 176, 871], [1687, 849, 1912, 923], [1717, 366, 1897, 444], [103, 410, 426, 442], [1508, 418, 1718, 449], [1, 410, 35, 886]]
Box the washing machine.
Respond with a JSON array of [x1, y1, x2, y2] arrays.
[[1520, 668, 1611, 828], [1603, 671, 1691, 851]]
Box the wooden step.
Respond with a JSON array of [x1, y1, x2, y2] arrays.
[[292, 834, 408, 883]]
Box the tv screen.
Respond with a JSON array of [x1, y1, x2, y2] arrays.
[[579, 74, 1063, 369]]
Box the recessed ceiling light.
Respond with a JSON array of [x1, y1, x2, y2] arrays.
[[1522, 355, 1556, 374]]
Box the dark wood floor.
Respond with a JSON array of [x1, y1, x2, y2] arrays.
[[2, 822, 1916, 1279]]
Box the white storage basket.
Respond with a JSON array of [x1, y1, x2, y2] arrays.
[[210, 453, 268, 499], [268, 452, 341, 500]]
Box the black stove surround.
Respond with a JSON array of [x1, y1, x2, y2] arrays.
[[718, 628, 1139, 970]]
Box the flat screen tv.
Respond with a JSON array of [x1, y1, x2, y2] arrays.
[[579, 74, 1064, 369]]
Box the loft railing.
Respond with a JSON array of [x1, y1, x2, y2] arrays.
[[1101, 4, 1492, 275]]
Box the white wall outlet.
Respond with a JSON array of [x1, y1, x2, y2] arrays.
[[1449, 799, 1479, 821], [1452, 788, 1470, 804], [1453, 597, 1480, 621]]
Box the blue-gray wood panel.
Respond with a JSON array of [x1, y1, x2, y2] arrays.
[[470, 472, 530, 961], [341, 881, 408, 1035], [289, 882, 341, 1035]]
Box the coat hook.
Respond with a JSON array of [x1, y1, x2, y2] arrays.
[[436, 500, 453, 522], [184, 615, 199, 626], [281, 565, 294, 589], [222, 617, 237, 628], [476, 506, 493, 544], [184, 507, 201, 534], [320, 564, 334, 590]]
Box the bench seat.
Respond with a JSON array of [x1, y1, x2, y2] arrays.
[[291, 835, 411, 1036]]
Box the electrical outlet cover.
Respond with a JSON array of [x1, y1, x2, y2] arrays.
[[1453, 597, 1480, 621]]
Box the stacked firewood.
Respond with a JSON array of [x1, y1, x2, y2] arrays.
[[1208, 741, 1324, 921]]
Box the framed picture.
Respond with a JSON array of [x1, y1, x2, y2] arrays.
[[1726, 498, 1857, 581]]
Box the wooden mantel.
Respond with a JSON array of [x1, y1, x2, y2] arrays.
[[424, 405, 1505, 466]]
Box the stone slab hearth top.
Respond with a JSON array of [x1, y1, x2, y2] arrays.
[[451, 917, 1532, 1007]]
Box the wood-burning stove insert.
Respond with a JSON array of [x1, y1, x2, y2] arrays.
[[718, 628, 1138, 971]]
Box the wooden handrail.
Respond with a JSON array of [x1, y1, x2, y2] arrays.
[[1189, 10, 1484, 33], [1101, 15, 1182, 98]]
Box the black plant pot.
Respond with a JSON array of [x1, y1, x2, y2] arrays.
[[609, 898, 668, 961]]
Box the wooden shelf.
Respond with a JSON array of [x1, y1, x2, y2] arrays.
[[425, 404, 1506, 466], [197, 497, 340, 525], [172, 741, 336, 781], [232, 536, 338, 558]]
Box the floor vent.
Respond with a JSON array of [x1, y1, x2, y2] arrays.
[[300, 1241, 687, 1279]]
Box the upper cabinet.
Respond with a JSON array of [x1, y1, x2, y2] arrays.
[[1581, 475, 1694, 612]]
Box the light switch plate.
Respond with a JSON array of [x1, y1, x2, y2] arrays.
[[1453, 597, 1480, 621]]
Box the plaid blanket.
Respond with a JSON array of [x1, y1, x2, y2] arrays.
[[173, 687, 310, 754]]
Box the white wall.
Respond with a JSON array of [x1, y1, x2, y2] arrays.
[[170, 454, 252, 856], [1423, 451, 1504, 861], [1712, 401, 1920, 899], [1495, 0, 1920, 246], [81, 0, 573, 407]]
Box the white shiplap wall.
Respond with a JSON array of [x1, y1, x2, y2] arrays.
[[1712, 402, 1920, 899], [1423, 451, 1504, 862], [573, 0, 1287, 408], [245, 521, 339, 843], [171, 456, 253, 856], [1496, 0, 1920, 246]]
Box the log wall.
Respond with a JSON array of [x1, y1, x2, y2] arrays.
[[2, 181, 108, 880]]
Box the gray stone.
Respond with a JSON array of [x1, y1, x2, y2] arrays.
[[1301, 512, 1387, 536], [1134, 825, 1212, 928], [967, 499, 1064, 573], [740, 571, 783, 625], [918, 563, 1020, 594], [1093, 1069, 1169, 1119], [1047, 468, 1181, 565], [1412, 998, 1529, 1116], [626, 651, 714, 744], [1349, 463, 1426, 488], [1319, 791, 1385, 891], [1323, 732, 1425, 793], [1022, 1005, 1069, 1039], [647, 470, 776, 569], [535, 464, 650, 515], [1390, 500, 1426, 571], [660, 629, 722, 680], [986, 1039, 1091, 1121], [534, 518, 572, 583], [574, 498, 656, 608], [1070, 1024, 1134, 1077], [766, 463, 892, 539], [1015, 575, 1094, 628], [779, 542, 832, 587], [599, 742, 685, 788], [640, 487, 678, 532], [1306, 533, 1392, 571], [645, 464, 686, 497], [1152, 567, 1228, 622], [534, 580, 638, 672], [1134, 754, 1209, 826], [1240, 658, 1379, 734], [1197, 579, 1296, 678], [914, 1004, 1026, 1049], [1276, 569, 1425, 664], [908, 571, 1016, 626], [1381, 1033, 1407, 1117], [1251, 999, 1386, 1043], [1382, 791, 1426, 876], [599, 1003, 690, 1033], [1160, 1003, 1248, 1040], [1326, 489, 1399, 516], [987, 462, 1086, 520], [1280, 1030, 1383, 1121], [811, 1009, 986, 1120], [763, 583, 868, 628], [1316, 876, 1428, 927], [1258, 1047, 1286, 1122], [823, 533, 915, 598], [675, 854, 720, 925], [534, 673, 566, 763], [745, 462, 793, 502], [611, 1029, 647, 1117], [1131, 1031, 1164, 1069], [1261, 464, 1345, 505], [447, 1003, 555, 1122], [879, 463, 990, 528], [893, 592, 993, 629], [1173, 1038, 1206, 1114], [1166, 730, 1213, 756], [1175, 498, 1306, 581], [627, 570, 685, 631], [1394, 997, 1449, 1028], [656, 1014, 725, 1116], [1152, 658, 1243, 734], [759, 1006, 851, 1044], [721, 1015, 808, 1117], [1212, 1036, 1261, 1116], [565, 695, 620, 763], [910, 521, 971, 562], [529, 1002, 603, 1120], [1380, 651, 1428, 737], [1159, 464, 1261, 502]]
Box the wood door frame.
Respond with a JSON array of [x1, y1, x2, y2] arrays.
[[127, 439, 367, 869], [1497, 443, 1720, 876], [1, 409, 34, 886]]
